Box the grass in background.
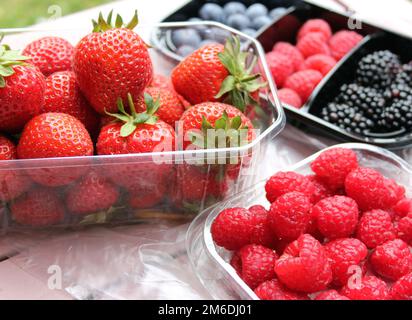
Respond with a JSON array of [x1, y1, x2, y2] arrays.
[[0, 0, 113, 28]]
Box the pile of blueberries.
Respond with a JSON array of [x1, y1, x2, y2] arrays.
[[172, 1, 292, 57]]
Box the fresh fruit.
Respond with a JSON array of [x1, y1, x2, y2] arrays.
[[391, 272, 412, 300], [11, 188, 65, 227], [246, 3, 268, 19], [277, 88, 303, 108], [73, 11, 152, 114], [296, 32, 330, 58], [315, 290, 349, 300], [127, 181, 167, 209], [22, 36, 74, 76], [211, 207, 255, 250], [66, 170, 119, 215], [272, 42, 304, 71], [0, 44, 45, 133], [324, 238, 368, 286], [306, 175, 334, 203], [300, 54, 336, 76], [265, 51, 294, 87], [199, 3, 225, 22], [171, 36, 265, 112], [297, 19, 332, 42], [149, 74, 174, 91], [249, 205, 278, 248], [328, 30, 363, 61], [356, 209, 396, 249], [171, 28, 201, 49], [43, 71, 99, 135], [227, 14, 251, 30], [370, 239, 412, 281], [340, 275, 389, 300], [255, 279, 307, 300], [283, 69, 323, 102], [275, 234, 332, 293], [269, 7, 287, 20], [396, 212, 412, 244], [268, 192, 312, 240], [393, 198, 412, 218], [381, 98, 412, 132], [223, 2, 246, 16]]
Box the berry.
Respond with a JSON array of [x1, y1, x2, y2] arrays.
[[393, 198, 412, 218], [252, 16, 272, 30], [284, 70, 323, 102], [149, 74, 174, 91], [255, 279, 307, 300], [297, 19, 332, 41], [223, 2, 247, 16], [380, 99, 412, 132], [391, 272, 412, 300], [127, 182, 167, 209], [329, 30, 363, 61], [275, 234, 332, 293], [370, 239, 412, 281], [277, 88, 303, 108], [311, 147, 358, 190], [306, 175, 334, 204], [269, 7, 288, 20], [396, 213, 412, 245], [176, 45, 195, 57], [340, 275, 389, 300], [240, 28, 256, 37], [312, 196, 359, 239], [246, 3, 268, 19], [297, 32, 331, 58], [265, 52, 294, 87], [315, 290, 349, 300], [300, 54, 336, 76], [211, 207, 255, 250], [272, 42, 304, 71], [324, 238, 368, 286], [22, 36, 74, 76], [227, 14, 251, 30], [265, 171, 315, 203], [268, 192, 312, 240], [11, 188, 65, 227], [171, 28, 201, 49], [384, 82, 412, 101], [249, 205, 278, 248], [235, 244, 278, 289], [199, 3, 225, 22], [356, 210, 396, 249]]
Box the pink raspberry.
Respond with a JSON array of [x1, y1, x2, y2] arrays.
[[297, 32, 331, 58], [284, 69, 323, 102], [315, 290, 349, 300], [329, 30, 363, 60], [300, 54, 337, 76], [249, 205, 277, 248], [306, 175, 334, 203], [275, 234, 332, 293], [297, 19, 332, 41], [340, 275, 389, 300], [268, 192, 312, 240], [391, 272, 412, 300], [254, 279, 307, 300], [396, 213, 412, 245], [393, 198, 412, 218], [277, 88, 303, 109], [272, 42, 304, 71], [265, 51, 294, 87]]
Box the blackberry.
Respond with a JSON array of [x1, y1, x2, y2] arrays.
[[394, 63, 412, 86], [379, 99, 412, 132], [384, 82, 412, 101], [356, 50, 401, 89], [321, 102, 375, 135]]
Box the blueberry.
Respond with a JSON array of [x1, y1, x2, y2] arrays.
[[177, 45, 195, 57], [246, 3, 268, 19], [269, 7, 287, 19], [199, 3, 225, 22], [252, 15, 272, 30], [188, 17, 208, 33], [223, 2, 247, 16], [171, 28, 201, 49], [203, 27, 231, 42], [227, 13, 251, 30], [240, 28, 256, 37]]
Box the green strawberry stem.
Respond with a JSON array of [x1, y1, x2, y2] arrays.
[[92, 10, 139, 32], [106, 93, 160, 137], [0, 40, 31, 88], [215, 36, 267, 113]]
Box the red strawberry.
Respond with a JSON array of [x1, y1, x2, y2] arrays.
[[172, 36, 265, 112], [127, 181, 168, 209], [149, 74, 174, 91], [43, 71, 99, 135], [17, 112, 93, 186], [73, 11, 153, 114], [265, 51, 294, 87], [22, 36, 74, 76], [0, 45, 45, 133]]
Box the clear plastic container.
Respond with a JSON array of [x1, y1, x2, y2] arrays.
[[186, 142, 412, 300], [0, 22, 285, 232]]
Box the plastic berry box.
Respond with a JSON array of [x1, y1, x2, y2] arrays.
[[0, 22, 285, 232], [186, 143, 412, 300]]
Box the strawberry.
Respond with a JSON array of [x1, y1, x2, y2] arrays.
[[22, 36, 74, 76], [149, 74, 174, 91], [127, 181, 168, 209], [73, 11, 153, 114], [0, 44, 45, 133], [43, 71, 100, 136], [171, 36, 266, 112], [17, 112, 93, 186]]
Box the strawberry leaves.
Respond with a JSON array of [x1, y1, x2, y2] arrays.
[[0, 40, 30, 88], [92, 10, 139, 33], [215, 36, 266, 112]]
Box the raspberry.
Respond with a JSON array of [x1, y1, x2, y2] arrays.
[[297, 19, 332, 41], [329, 30, 363, 61], [370, 239, 412, 281], [275, 234, 332, 293], [265, 51, 294, 87], [269, 192, 312, 240], [211, 207, 254, 250], [277, 88, 303, 109], [345, 167, 404, 211], [306, 175, 334, 203], [249, 205, 277, 248], [396, 213, 412, 244], [272, 42, 304, 71], [340, 275, 389, 300], [312, 196, 359, 239], [356, 210, 396, 249], [393, 198, 412, 218], [235, 244, 278, 289], [311, 147, 358, 190], [265, 171, 315, 203], [391, 272, 412, 300], [254, 279, 307, 300], [230, 250, 242, 275], [297, 32, 331, 58], [284, 70, 323, 102], [324, 238, 368, 286], [300, 54, 336, 76], [314, 290, 349, 300]]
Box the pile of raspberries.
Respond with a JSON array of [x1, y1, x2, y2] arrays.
[[211, 147, 412, 300]]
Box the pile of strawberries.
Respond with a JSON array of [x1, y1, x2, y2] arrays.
[[0, 11, 265, 227], [265, 19, 363, 108], [211, 147, 412, 300]]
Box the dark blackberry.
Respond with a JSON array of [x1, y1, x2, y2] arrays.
[[394, 63, 412, 86], [384, 82, 412, 101], [356, 50, 401, 89], [379, 99, 412, 132], [321, 102, 375, 135]]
